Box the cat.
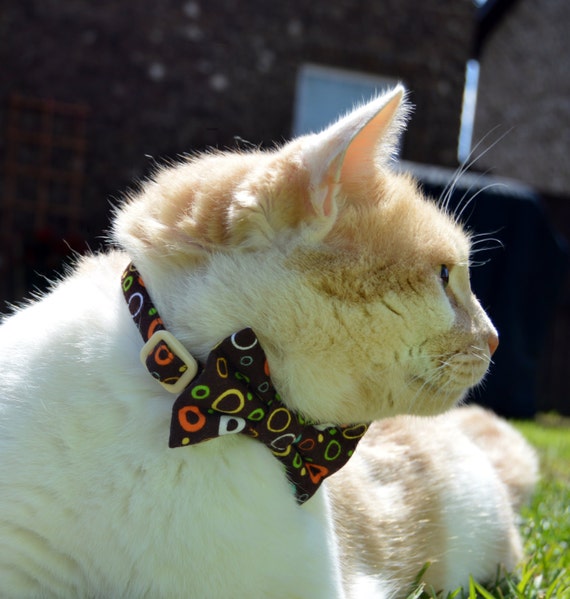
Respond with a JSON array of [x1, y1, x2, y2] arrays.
[[0, 85, 498, 597], [330, 405, 538, 598]]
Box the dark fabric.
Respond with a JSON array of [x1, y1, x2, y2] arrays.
[[169, 327, 369, 504], [122, 264, 194, 387], [122, 264, 369, 504]]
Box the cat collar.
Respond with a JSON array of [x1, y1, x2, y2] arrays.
[[121, 262, 369, 504]]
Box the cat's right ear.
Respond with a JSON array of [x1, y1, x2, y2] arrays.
[[300, 85, 409, 220]]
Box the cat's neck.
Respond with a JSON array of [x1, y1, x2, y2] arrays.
[[124, 249, 292, 362]]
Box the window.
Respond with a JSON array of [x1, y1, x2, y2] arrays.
[[292, 63, 400, 137]]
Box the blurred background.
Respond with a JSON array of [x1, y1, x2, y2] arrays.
[[0, 0, 568, 418]]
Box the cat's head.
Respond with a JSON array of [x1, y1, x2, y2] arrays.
[[114, 86, 498, 424]]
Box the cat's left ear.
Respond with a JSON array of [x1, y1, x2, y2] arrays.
[[300, 85, 408, 219]]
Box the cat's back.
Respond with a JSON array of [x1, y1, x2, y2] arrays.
[[0, 251, 127, 344], [331, 412, 524, 598], [0, 252, 134, 408], [0, 252, 149, 596]]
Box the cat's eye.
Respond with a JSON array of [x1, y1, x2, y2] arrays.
[[439, 265, 450, 288]]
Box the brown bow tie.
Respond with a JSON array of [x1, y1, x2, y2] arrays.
[[122, 263, 369, 504]]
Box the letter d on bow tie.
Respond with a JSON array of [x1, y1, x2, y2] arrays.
[[218, 415, 247, 436]]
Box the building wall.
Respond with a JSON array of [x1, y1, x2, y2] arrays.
[[0, 0, 475, 247], [474, 0, 570, 197]]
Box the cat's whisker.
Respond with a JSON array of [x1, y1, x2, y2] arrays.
[[469, 343, 494, 362], [437, 126, 511, 222], [470, 238, 504, 253], [469, 259, 492, 268], [469, 343, 487, 352], [468, 125, 512, 169], [449, 172, 491, 223], [401, 344, 495, 414], [469, 346, 489, 358], [454, 125, 510, 185], [468, 235, 504, 268], [454, 182, 509, 225], [435, 358, 453, 369], [470, 352, 489, 364], [437, 133, 497, 213], [469, 228, 504, 241], [405, 363, 450, 411], [438, 148, 486, 215]]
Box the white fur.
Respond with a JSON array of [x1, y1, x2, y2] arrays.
[[431, 434, 520, 589], [0, 87, 499, 597], [331, 410, 531, 598], [0, 253, 343, 597]]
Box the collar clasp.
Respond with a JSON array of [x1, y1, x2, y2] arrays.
[[140, 330, 199, 394]]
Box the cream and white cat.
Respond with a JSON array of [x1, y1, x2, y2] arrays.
[[0, 86, 498, 597], [331, 405, 538, 598]]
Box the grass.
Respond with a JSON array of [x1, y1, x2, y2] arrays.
[[407, 414, 570, 599]]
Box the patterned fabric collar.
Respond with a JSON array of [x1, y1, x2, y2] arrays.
[[121, 263, 369, 504]]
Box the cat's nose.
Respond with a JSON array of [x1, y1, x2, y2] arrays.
[[488, 331, 499, 357]]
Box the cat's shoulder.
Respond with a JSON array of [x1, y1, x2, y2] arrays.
[[0, 251, 129, 337]]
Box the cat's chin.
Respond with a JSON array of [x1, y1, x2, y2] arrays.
[[402, 352, 491, 415], [402, 378, 470, 416], [409, 396, 466, 417]]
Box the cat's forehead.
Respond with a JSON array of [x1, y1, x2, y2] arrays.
[[288, 180, 470, 305], [329, 172, 471, 267]]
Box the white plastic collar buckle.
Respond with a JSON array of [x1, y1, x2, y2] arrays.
[[139, 330, 199, 394]]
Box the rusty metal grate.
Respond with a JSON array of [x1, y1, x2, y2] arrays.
[[1, 95, 89, 302], [2, 95, 89, 232]]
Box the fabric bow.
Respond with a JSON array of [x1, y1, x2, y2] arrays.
[[169, 328, 368, 504], [122, 264, 369, 504]]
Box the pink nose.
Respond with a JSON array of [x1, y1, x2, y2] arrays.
[[488, 332, 499, 357]]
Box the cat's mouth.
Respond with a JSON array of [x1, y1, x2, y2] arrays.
[[404, 375, 470, 414], [407, 374, 464, 396], [407, 353, 490, 400]]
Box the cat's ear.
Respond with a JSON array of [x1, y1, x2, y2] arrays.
[[300, 85, 408, 219], [112, 86, 409, 264]]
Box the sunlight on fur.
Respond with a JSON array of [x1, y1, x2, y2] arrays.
[[330, 405, 538, 598], [0, 86, 505, 598]]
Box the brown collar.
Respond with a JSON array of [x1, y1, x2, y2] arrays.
[[121, 263, 369, 504]]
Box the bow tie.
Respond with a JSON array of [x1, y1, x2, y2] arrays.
[[122, 263, 369, 504]]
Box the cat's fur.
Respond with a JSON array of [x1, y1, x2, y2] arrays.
[[0, 87, 498, 597], [331, 405, 538, 598], [444, 404, 539, 513]]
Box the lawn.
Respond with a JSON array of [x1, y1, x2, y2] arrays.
[[408, 414, 570, 599]]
